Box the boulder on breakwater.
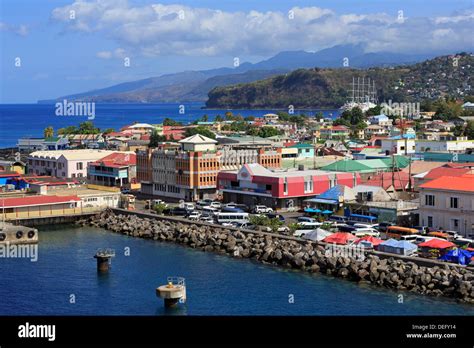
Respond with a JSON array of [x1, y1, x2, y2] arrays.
[[78, 210, 474, 304]]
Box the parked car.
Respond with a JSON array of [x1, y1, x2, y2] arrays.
[[182, 202, 195, 211], [338, 224, 357, 233], [168, 207, 190, 216], [210, 202, 222, 210], [266, 213, 285, 222], [202, 206, 219, 216], [352, 228, 380, 238], [442, 230, 461, 240], [187, 211, 201, 220], [377, 222, 394, 232], [261, 225, 290, 233], [297, 216, 316, 223], [199, 214, 214, 223], [253, 205, 273, 214], [328, 215, 347, 223], [195, 200, 212, 210], [231, 222, 256, 230]]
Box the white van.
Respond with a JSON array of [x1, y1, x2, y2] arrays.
[[202, 206, 219, 216], [215, 212, 249, 225], [352, 228, 380, 238], [296, 222, 322, 230]]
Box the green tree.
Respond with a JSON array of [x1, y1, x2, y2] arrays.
[[225, 111, 234, 120], [149, 129, 166, 147], [78, 121, 100, 134], [57, 126, 77, 135], [184, 126, 216, 139], [43, 126, 54, 138], [214, 115, 223, 122], [103, 128, 115, 134], [163, 118, 182, 126], [464, 121, 474, 139], [257, 126, 282, 138], [201, 114, 209, 122]]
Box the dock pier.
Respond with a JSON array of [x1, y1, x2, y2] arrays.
[[156, 277, 187, 307], [94, 248, 115, 272]]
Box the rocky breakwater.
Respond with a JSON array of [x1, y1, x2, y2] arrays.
[[79, 210, 474, 303]]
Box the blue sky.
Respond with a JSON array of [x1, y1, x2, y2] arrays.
[[1, 0, 473, 103]]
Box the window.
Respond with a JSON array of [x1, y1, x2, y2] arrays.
[[450, 197, 459, 209], [77, 162, 83, 170], [427, 216, 433, 228], [451, 219, 459, 231], [425, 194, 435, 206], [283, 178, 288, 195], [304, 176, 313, 193]]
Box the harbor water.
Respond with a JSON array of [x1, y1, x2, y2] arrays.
[[1, 225, 473, 316]]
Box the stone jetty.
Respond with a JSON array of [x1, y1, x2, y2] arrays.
[[79, 210, 474, 303]]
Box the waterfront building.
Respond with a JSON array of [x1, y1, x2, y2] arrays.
[[17, 137, 45, 151], [87, 152, 137, 188], [63, 134, 105, 148], [218, 163, 360, 210], [364, 125, 389, 139], [137, 135, 282, 200], [27, 149, 129, 179], [415, 137, 474, 153], [288, 143, 315, 159], [419, 174, 474, 237], [381, 137, 416, 155], [0, 160, 26, 174], [319, 125, 350, 140], [368, 114, 392, 126], [43, 137, 69, 150]]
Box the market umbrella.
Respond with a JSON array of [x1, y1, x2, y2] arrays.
[[355, 235, 384, 246], [418, 239, 455, 249], [322, 232, 357, 245], [322, 210, 333, 214]]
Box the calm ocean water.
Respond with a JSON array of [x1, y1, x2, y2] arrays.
[[0, 103, 339, 149], [1, 225, 473, 316]]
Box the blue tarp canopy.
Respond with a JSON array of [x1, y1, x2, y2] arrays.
[[304, 198, 338, 205], [348, 213, 377, 221], [439, 248, 473, 265], [378, 239, 417, 256], [304, 207, 321, 213], [322, 210, 333, 214]]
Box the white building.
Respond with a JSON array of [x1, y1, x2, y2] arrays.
[[419, 175, 474, 237], [27, 150, 131, 179], [381, 138, 416, 155], [416, 137, 474, 153]]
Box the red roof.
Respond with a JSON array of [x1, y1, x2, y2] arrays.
[[0, 171, 21, 178], [443, 162, 474, 168], [424, 167, 470, 180], [355, 235, 384, 246], [322, 232, 357, 245], [418, 239, 455, 249], [90, 153, 136, 168], [0, 195, 81, 208], [419, 174, 474, 192], [331, 126, 349, 131], [361, 171, 412, 191]]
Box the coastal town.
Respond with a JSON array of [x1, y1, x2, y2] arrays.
[[2, 96, 474, 278]]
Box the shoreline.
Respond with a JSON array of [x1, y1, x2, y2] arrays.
[[79, 209, 474, 304]]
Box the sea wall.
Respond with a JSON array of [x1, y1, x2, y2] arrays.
[[79, 209, 474, 303]]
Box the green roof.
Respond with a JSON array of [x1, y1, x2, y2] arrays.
[[44, 137, 60, 142], [321, 160, 373, 173], [289, 143, 314, 149], [321, 156, 410, 172]]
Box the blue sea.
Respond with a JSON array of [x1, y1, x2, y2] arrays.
[[0, 225, 473, 316], [0, 103, 339, 149]]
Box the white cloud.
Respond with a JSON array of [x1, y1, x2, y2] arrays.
[[96, 48, 127, 59], [0, 22, 29, 36], [51, 1, 474, 56]]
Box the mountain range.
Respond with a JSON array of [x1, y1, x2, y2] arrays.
[[39, 44, 438, 104]]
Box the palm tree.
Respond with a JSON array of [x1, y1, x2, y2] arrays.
[[44, 126, 54, 138]]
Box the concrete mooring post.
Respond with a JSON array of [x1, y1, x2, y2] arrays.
[[156, 277, 187, 308], [94, 248, 116, 273]]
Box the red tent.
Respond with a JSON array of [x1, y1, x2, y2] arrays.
[[418, 239, 455, 249], [355, 235, 384, 246], [322, 232, 357, 245]]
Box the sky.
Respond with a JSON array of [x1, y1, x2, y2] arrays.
[[0, 0, 473, 103]]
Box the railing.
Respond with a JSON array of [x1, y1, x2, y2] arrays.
[[167, 276, 185, 287]]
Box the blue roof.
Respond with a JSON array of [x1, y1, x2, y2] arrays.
[[349, 213, 376, 221], [390, 134, 416, 140], [317, 185, 345, 201]]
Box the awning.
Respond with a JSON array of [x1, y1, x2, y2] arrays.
[[322, 210, 333, 214], [304, 207, 321, 213], [304, 198, 338, 205]]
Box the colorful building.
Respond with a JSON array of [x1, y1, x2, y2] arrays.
[[218, 163, 360, 210], [87, 152, 137, 188]]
